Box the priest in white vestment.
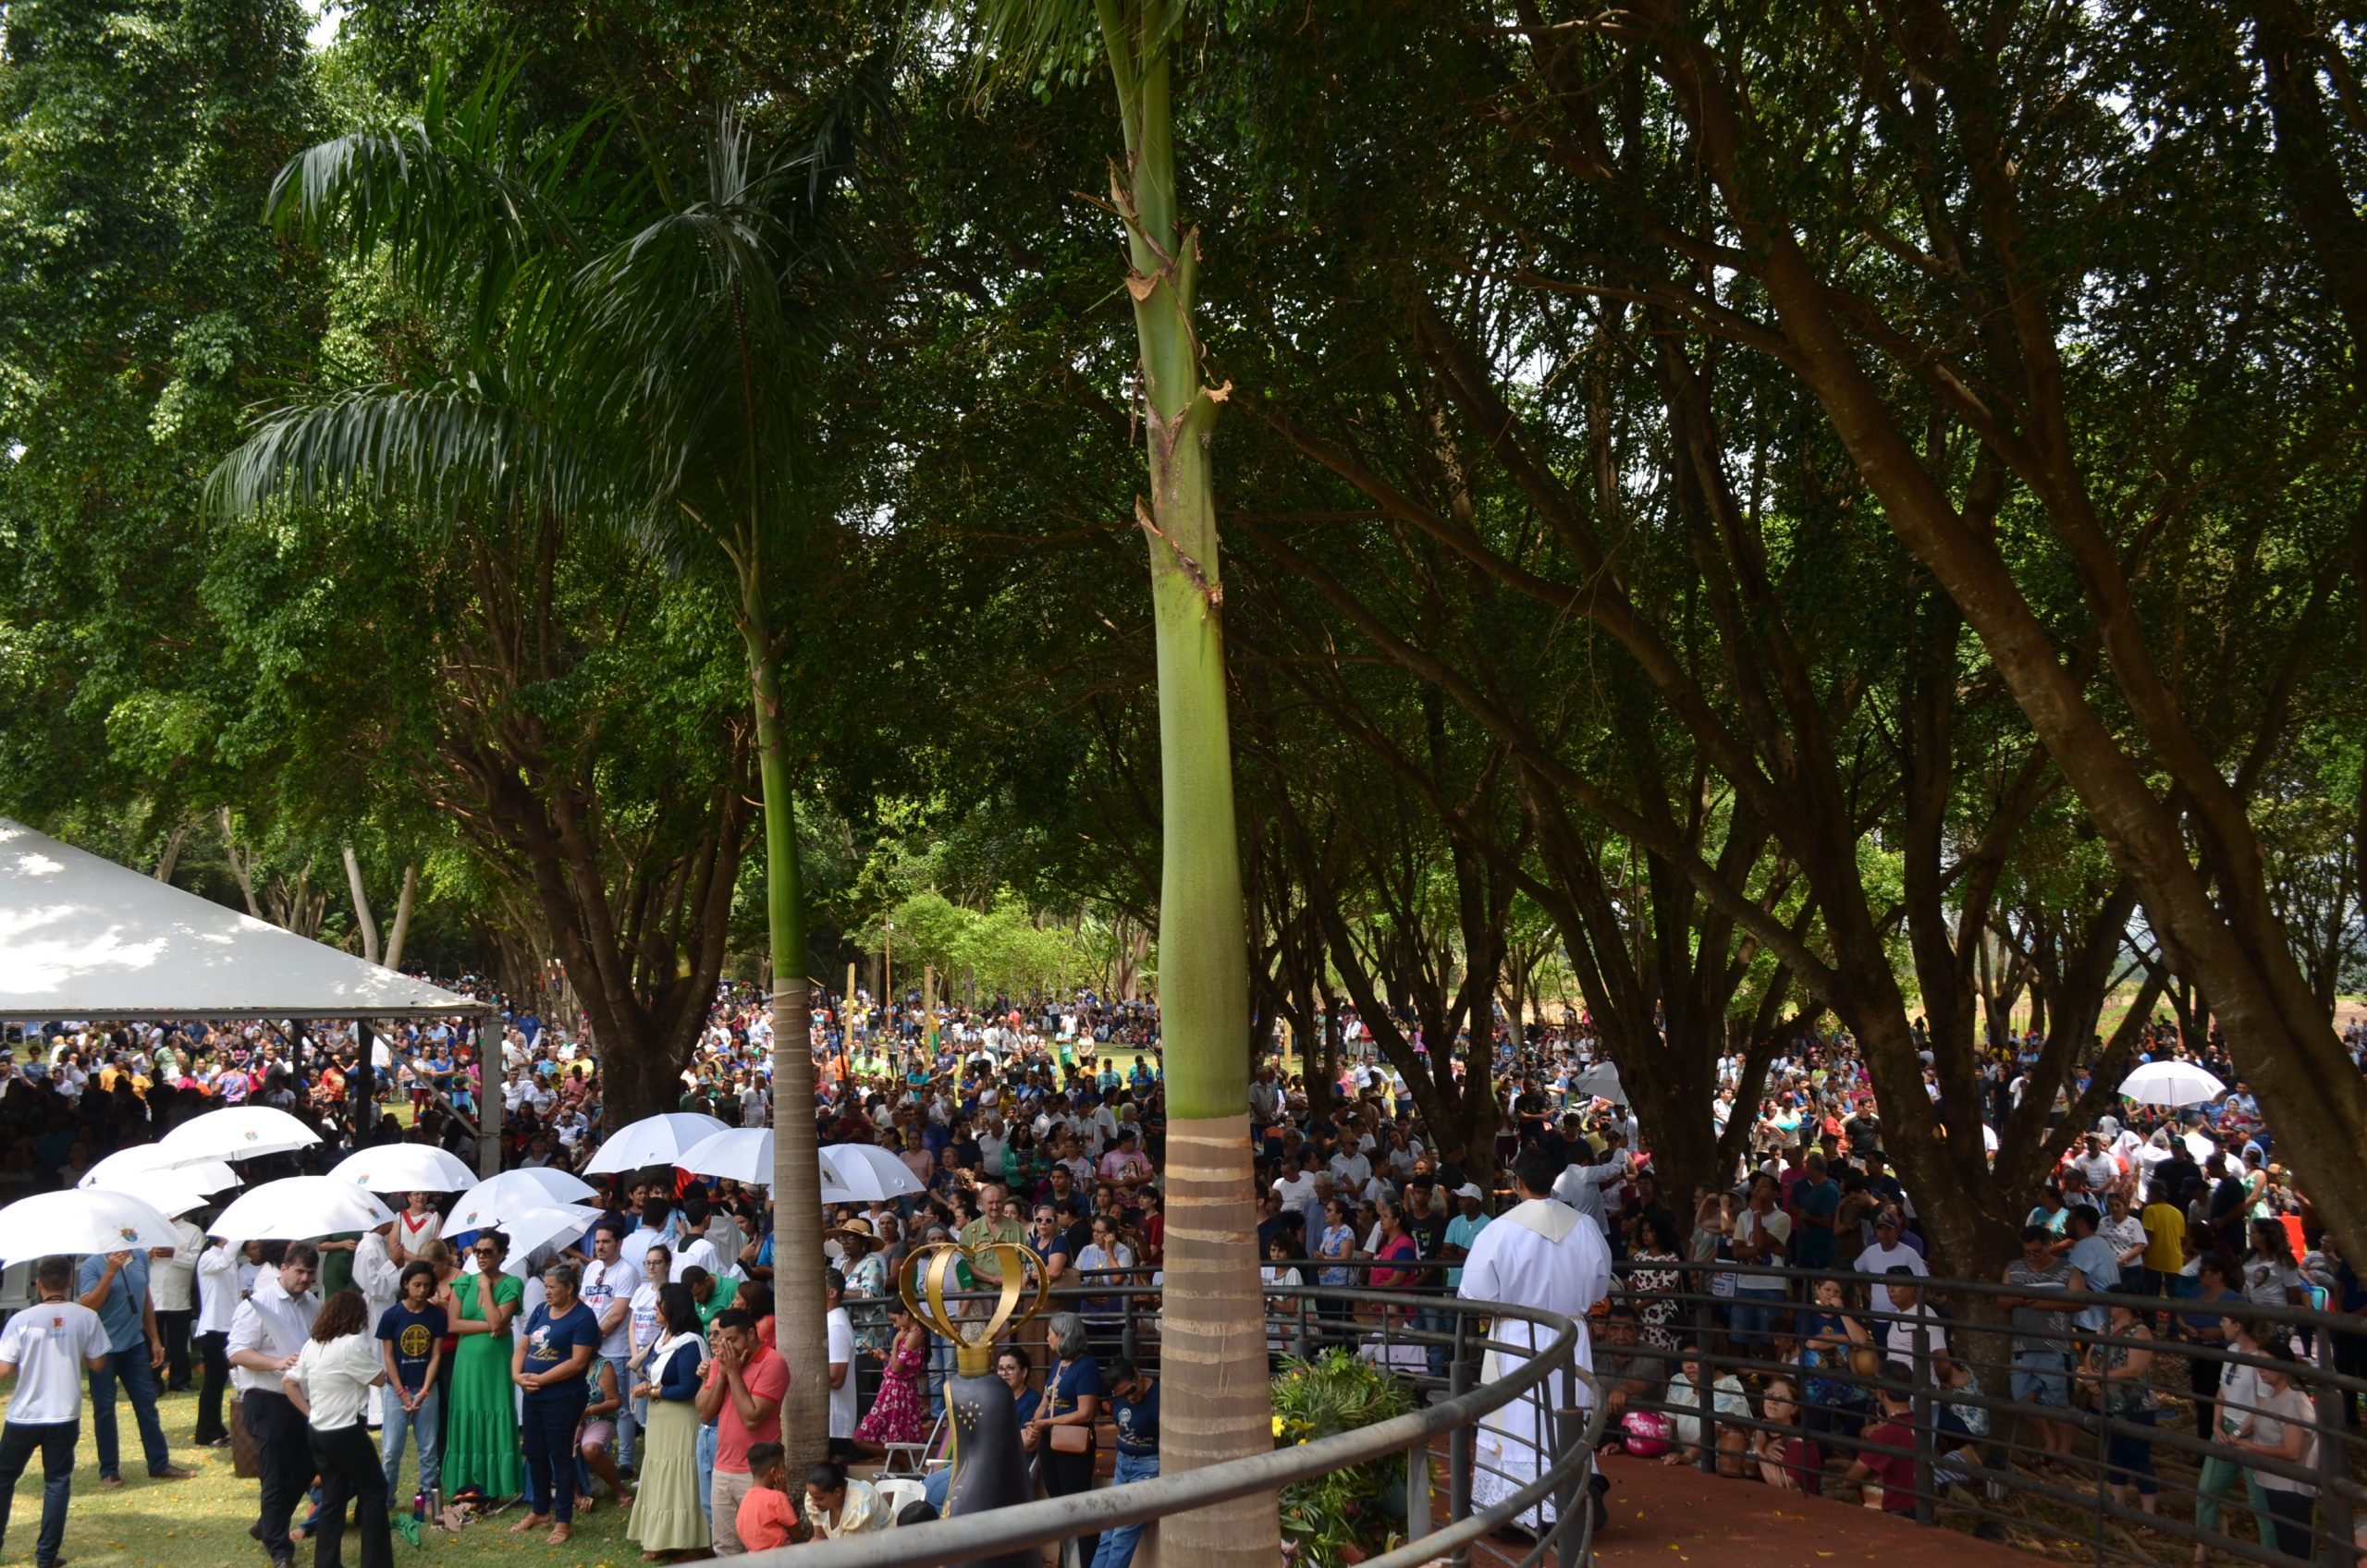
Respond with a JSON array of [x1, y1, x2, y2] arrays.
[[1457, 1143, 1612, 1529]]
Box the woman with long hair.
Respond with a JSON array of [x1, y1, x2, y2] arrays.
[[2079, 1298, 2161, 1523], [851, 1302, 928, 1456], [625, 1282, 710, 1562], [1625, 1213, 1686, 1353], [285, 1289, 393, 1568], [443, 1230, 523, 1500]]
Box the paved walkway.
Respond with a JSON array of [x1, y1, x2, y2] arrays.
[[1585, 1453, 2056, 1568]]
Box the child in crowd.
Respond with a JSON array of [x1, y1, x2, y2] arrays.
[[734, 1442, 804, 1550]]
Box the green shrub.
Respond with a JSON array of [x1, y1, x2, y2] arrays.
[[1271, 1347, 1421, 1565]]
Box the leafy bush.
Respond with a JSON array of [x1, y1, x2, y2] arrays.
[[1271, 1348, 1421, 1565]]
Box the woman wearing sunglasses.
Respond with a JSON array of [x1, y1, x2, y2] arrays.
[[443, 1230, 523, 1502]]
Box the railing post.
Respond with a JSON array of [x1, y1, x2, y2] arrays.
[[1449, 1308, 1474, 1557], [2312, 1323, 2352, 1568], [1694, 1283, 1717, 1473], [2091, 1396, 2109, 1568], [1122, 1284, 1138, 1363], [1405, 1436, 1431, 1539], [1554, 1351, 1587, 1568], [1911, 1319, 1934, 1526]]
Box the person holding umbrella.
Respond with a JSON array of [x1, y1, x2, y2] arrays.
[[75, 1243, 194, 1486], [0, 1256, 115, 1568]]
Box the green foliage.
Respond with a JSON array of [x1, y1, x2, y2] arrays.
[[1269, 1348, 1419, 1565]]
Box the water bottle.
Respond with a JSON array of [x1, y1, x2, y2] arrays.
[[413, 1489, 425, 1522]]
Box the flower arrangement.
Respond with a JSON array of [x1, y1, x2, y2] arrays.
[[1270, 1348, 1420, 1565]]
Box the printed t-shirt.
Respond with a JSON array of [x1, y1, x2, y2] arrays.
[[520, 1301, 602, 1398], [376, 1301, 448, 1393], [0, 1301, 110, 1424]]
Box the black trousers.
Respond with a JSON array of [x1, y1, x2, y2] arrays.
[[309, 1423, 392, 1568], [196, 1332, 232, 1443], [0, 1419, 77, 1567], [244, 1390, 313, 1562], [156, 1309, 195, 1392], [1040, 1446, 1098, 1568]]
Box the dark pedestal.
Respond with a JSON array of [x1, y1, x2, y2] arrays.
[[944, 1369, 1039, 1568]]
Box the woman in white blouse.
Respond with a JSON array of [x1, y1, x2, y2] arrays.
[[284, 1289, 392, 1568]]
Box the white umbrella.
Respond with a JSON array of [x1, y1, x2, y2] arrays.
[[106, 1175, 213, 1219], [158, 1106, 321, 1162], [448, 1169, 597, 1232], [678, 1128, 776, 1186], [1572, 1063, 1627, 1105], [0, 1188, 183, 1262], [584, 1113, 730, 1176], [80, 1145, 240, 1196], [454, 1204, 601, 1260], [327, 1145, 478, 1194], [210, 1177, 394, 1244], [2119, 1060, 2226, 1109], [819, 1143, 925, 1202]]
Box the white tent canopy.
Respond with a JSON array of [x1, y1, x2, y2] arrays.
[[0, 818, 484, 1021]]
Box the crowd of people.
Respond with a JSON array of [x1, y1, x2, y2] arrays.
[[0, 986, 2361, 1568]]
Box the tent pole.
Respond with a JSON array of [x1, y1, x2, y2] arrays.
[[353, 1020, 374, 1139]]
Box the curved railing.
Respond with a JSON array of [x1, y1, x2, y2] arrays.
[[1593, 1259, 2363, 1568], [785, 1270, 1606, 1568]]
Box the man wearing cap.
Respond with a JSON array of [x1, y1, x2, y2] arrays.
[[1442, 1183, 1491, 1289], [1853, 1209, 1926, 1317]]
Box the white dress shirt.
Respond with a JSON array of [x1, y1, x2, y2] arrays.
[[227, 1274, 320, 1393], [288, 1332, 383, 1430], [150, 1219, 205, 1314], [196, 1244, 242, 1335]]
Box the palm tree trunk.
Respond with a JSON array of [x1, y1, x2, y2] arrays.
[[1093, 4, 1278, 1560], [741, 584, 829, 1474]]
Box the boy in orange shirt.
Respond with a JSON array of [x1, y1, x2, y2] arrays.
[[735, 1444, 804, 1550]]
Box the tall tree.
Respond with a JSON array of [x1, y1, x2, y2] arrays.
[[975, 1, 1277, 1554]]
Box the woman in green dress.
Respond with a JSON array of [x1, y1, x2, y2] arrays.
[[442, 1229, 524, 1499]]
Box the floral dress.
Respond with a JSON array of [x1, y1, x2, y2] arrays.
[[1625, 1249, 1684, 1352], [854, 1329, 927, 1446]]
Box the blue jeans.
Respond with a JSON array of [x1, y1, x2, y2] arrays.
[[87, 1343, 172, 1478], [378, 1385, 441, 1500], [696, 1420, 718, 1526], [1730, 1289, 1786, 1346], [1088, 1451, 1159, 1568], [606, 1355, 638, 1470], [0, 1420, 77, 1566], [521, 1386, 589, 1524]]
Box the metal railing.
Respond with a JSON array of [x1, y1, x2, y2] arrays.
[[803, 1267, 1606, 1568], [1595, 1259, 2363, 1568]]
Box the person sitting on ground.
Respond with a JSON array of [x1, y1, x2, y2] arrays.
[[1662, 1341, 1751, 1476], [802, 1459, 888, 1539], [1845, 1369, 1919, 1514], [1748, 1377, 1821, 1494]]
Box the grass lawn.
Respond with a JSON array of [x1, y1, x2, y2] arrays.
[[21, 1386, 639, 1568]]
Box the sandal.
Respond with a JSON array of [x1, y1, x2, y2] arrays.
[[508, 1514, 551, 1534], [546, 1525, 570, 1546]]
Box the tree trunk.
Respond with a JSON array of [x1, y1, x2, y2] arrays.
[[218, 807, 262, 918], [153, 818, 190, 882], [1091, 6, 1277, 1558], [384, 864, 418, 971], [743, 591, 828, 1476], [342, 844, 381, 964]]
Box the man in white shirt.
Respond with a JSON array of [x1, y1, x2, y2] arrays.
[[1550, 1138, 1631, 1235], [0, 1256, 115, 1568], [1270, 1156, 1320, 1248], [194, 1237, 245, 1445], [150, 1215, 205, 1392], [228, 1243, 322, 1568], [1854, 1210, 1927, 1317], [824, 1269, 857, 1457], [579, 1221, 643, 1471], [351, 1221, 402, 1428]]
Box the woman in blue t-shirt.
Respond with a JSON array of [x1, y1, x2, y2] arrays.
[[1028, 1314, 1103, 1568], [509, 1261, 602, 1543]]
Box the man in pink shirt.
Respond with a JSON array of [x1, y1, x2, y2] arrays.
[[695, 1309, 790, 1553]]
